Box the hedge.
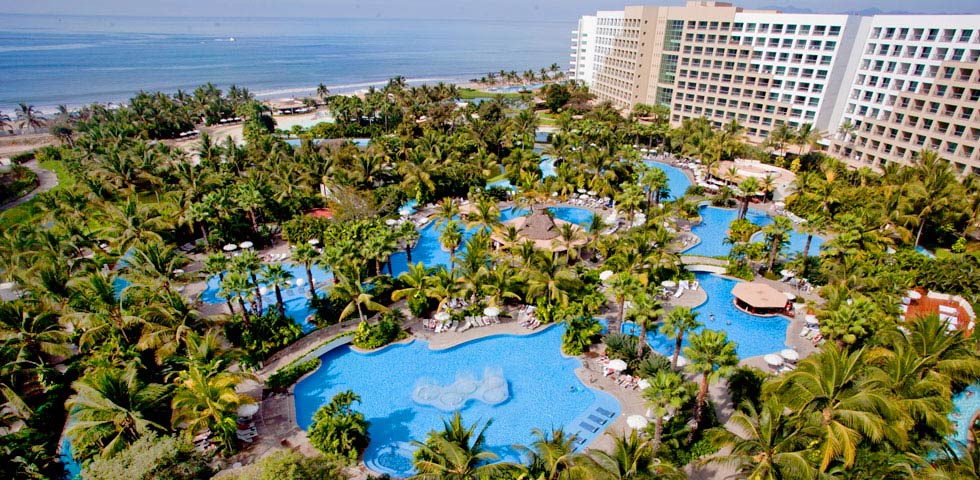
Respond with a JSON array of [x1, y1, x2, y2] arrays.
[[267, 358, 321, 393]]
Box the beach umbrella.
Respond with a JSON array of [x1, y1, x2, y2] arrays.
[[551, 192, 558, 197], [784, 292, 796, 301], [223, 244, 238, 252], [637, 379, 651, 390], [599, 270, 614, 282], [385, 219, 397, 226], [764, 354, 783, 367], [607, 359, 628, 372], [780, 269, 795, 278], [308, 239, 320, 245], [0, 282, 15, 290], [239, 241, 253, 249], [577, 188, 587, 194], [237, 404, 259, 418], [295, 278, 306, 287], [907, 290, 922, 300], [259, 286, 269, 295], [805, 314, 818, 325], [780, 349, 799, 362], [626, 415, 648, 429], [661, 280, 677, 289], [434, 312, 451, 322], [483, 306, 500, 317]]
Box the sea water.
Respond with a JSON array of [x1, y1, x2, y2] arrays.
[[0, 14, 570, 111]]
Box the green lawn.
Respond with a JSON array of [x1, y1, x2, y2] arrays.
[[0, 160, 72, 229], [456, 88, 522, 100]]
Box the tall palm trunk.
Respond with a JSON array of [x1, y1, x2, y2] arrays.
[[250, 273, 263, 314], [637, 322, 646, 357], [767, 234, 782, 273], [198, 223, 210, 248], [801, 234, 813, 276], [689, 373, 710, 442], [305, 264, 316, 298], [237, 295, 251, 327], [653, 416, 665, 453], [915, 219, 926, 248], [671, 332, 684, 370], [274, 285, 286, 320]]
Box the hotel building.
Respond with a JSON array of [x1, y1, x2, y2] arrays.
[[571, 2, 980, 174]]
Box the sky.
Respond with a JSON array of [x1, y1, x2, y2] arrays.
[[1, 0, 978, 22]]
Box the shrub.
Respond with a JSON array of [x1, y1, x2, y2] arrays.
[[82, 432, 213, 480], [224, 311, 304, 368], [10, 150, 36, 164], [308, 390, 370, 463], [226, 449, 345, 480], [562, 317, 602, 355], [728, 366, 768, 413], [267, 358, 321, 393], [0, 164, 38, 203], [351, 310, 405, 350]]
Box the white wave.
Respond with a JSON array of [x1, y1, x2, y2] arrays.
[[0, 43, 95, 53], [253, 76, 467, 98]]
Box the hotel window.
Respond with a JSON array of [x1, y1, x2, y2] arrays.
[[786, 25, 797, 34], [961, 30, 974, 42], [829, 26, 841, 36], [814, 25, 826, 35]]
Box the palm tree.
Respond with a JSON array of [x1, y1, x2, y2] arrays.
[[766, 344, 893, 472], [316, 83, 331, 105], [735, 177, 761, 220], [308, 390, 370, 462], [399, 221, 422, 264], [704, 397, 816, 480], [684, 329, 738, 436], [292, 243, 320, 298], [608, 272, 641, 327], [526, 253, 577, 307], [761, 216, 794, 273], [794, 123, 823, 155], [643, 370, 691, 452], [435, 197, 460, 226], [0, 110, 13, 134], [15, 103, 44, 134], [515, 428, 607, 480], [171, 365, 254, 453], [412, 412, 504, 480], [220, 272, 253, 326], [591, 430, 658, 480], [798, 213, 827, 276], [659, 307, 702, 370], [333, 272, 387, 323], [232, 250, 264, 314], [66, 366, 168, 460], [439, 220, 463, 272], [261, 263, 294, 320]]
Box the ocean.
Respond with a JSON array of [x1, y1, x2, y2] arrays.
[[0, 14, 571, 113]]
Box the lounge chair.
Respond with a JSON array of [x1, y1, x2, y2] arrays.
[[673, 287, 684, 298], [579, 422, 599, 433], [588, 414, 607, 425], [595, 407, 615, 418]]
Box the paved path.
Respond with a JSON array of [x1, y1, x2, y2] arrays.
[[0, 159, 59, 211]]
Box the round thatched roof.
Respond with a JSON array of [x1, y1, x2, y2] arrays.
[[731, 282, 787, 309], [519, 211, 561, 241]]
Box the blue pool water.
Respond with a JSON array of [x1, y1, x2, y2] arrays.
[[389, 206, 593, 275], [624, 273, 789, 359], [534, 131, 550, 143], [950, 384, 980, 449], [642, 161, 691, 200], [684, 206, 824, 259], [486, 83, 544, 93], [916, 245, 936, 258], [486, 178, 515, 190], [540, 155, 557, 178], [60, 438, 80, 479], [199, 262, 330, 332], [294, 326, 620, 477], [399, 199, 418, 216]]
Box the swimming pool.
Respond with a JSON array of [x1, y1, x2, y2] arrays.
[[684, 206, 824, 259], [540, 156, 557, 178], [389, 206, 593, 275], [294, 326, 620, 477], [625, 272, 789, 359], [283, 138, 370, 147], [642, 161, 691, 200], [950, 384, 980, 449], [486, 83, 544, 93]]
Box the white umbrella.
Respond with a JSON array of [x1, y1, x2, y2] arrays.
[[626, 415, 648, 429], [237, 404, 260, 417], [775, 201, 786, 208], [239, 241, 253, 249], [607, 359, 628, 372], [599, 270, 614, 282], [483, 306, 500, 317], [551, 192, 558, 197], [308, 239, 320, 245], [577, 188, 587, 194], [661, 280, 677, 288], [637, 378, 651, 390], [295, 278, 306, 287], [780, 349, 800, 362], [675, 356, 689, 367], [385, 219, 397, 226], [805, 314, 818, 325], [784, 292, 796, 301], [223, 244, 238, 252], [259, 286, 269, 295], [587, 190, 597, 196], [764, 354, 784, 367], [780, 269, 795, 278], [434, 312, 451, 321], [907, 290, 922, 300]]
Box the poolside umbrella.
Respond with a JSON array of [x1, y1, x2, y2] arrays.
[[237, 404, 259, 418], [599, 270, 614, 282], [780, 269, 795, 278], [907, 290, 922, 300], [239, 241, 253, 249], [434, 312, 451, 322], [607, 359, 628, 372], [627, 415, 648, 429], [784, 292, 796, 301], [805, 314, 819, 325], [780, 349, 799, 362], [483, 306, 500, 318], [588, 190, 597, 196], [385, 219, 397, 226], [764, 354, 783, 367], [577, 188, 587, 194], [637, 379, 651, 390], [308, 239, 320, 245], [295, 278, 306, 287], [223, 244, 238, 252], [661, 280, 677, 289]]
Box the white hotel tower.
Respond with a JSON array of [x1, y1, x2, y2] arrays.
[[570, 2, 980, 175]]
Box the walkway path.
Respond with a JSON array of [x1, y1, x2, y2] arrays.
[[0, 159, 59, 211]]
